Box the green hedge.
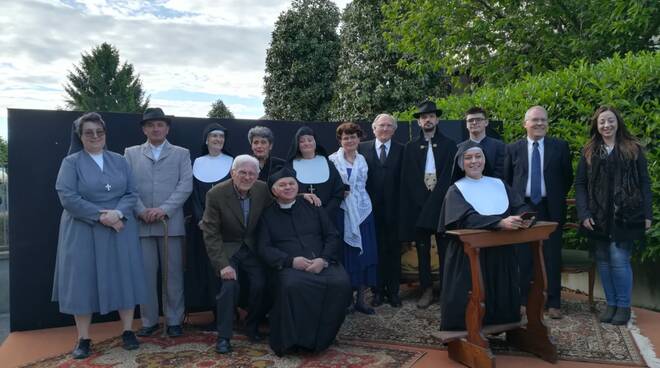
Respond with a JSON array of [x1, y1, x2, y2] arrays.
[[398, 51, 659, 261]]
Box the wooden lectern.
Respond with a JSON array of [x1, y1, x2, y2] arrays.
[[438, 221, 559, 368]]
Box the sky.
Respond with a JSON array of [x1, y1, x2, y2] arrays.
[[0, 0, 351, 139]]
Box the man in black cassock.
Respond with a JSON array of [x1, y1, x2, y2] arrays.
[[358, 113, 404, 307], [438, 142, 531, 330], [399, 101, 457, 309], [257, 167, 352, 356], [457, 107, 506, 180]]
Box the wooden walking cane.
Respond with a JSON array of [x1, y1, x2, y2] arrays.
[[160, 218, 169, 337]]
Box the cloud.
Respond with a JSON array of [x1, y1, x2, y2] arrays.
[[0, 0, 351, 139]]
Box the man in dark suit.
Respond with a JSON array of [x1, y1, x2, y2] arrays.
[[200, 155, 271, 353], [504, 106, 573, 319], [457, 107, 506, 179], [358, 114, 404, 307], [399, 101, 457, 309]]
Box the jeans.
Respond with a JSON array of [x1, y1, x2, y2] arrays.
[[595, 241, 633, 308]]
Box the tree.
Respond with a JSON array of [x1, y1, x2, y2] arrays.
[[207, 99, 235, 119], [64, 43, 149, 112], [330, 0, 449, 122], [263, 0, 340, 121], [0, 137, 7, 166], [382, 0, 660, 87]]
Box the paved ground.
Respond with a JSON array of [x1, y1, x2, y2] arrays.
[[0, 313, 9, 345]]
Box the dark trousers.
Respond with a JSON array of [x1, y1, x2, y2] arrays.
[[415, 230, 448, 290], [216, 246, 267, 339], [517, 198, 563, 309], [374, 210, 401, 297]]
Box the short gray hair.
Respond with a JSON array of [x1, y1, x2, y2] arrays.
[[73, 112, 106, 137], [248, 126, 274, 144], [524, 106, 548, 122], [372, 113, 397, 130], [231, 154, 260, 172]]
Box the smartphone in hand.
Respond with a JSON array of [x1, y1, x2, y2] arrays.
[[519, 211, 537, 220]]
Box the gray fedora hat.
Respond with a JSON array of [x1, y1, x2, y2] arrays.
[[140, 107, 172, 125]]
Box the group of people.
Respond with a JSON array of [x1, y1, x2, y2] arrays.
[[52, 101, 652, 359]]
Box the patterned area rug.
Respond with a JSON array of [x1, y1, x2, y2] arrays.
[[21, 331, 424, 368], [339, 289, 645, 366]]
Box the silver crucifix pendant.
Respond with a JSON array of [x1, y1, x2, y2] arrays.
[[105, 183, 111, 191]]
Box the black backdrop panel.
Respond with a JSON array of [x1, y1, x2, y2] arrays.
[[8, 108, 500, 331]]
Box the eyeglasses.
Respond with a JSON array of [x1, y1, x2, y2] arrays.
[[82, 129, 106, 138], [236, 170, 258, 178], [466, 118, 486, 124]]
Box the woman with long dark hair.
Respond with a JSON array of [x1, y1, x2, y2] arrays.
[[575, 106, 653, 325]]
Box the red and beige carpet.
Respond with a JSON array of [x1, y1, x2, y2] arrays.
[[20, 291, 647, 367], [339, 290, 645, 366], [21, 332, 424, 368]]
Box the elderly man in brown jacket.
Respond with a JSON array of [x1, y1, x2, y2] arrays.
[[124, 108, 193, 338], [201, 155, 272, 354]]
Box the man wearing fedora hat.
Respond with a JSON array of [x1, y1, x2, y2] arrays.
[[399, 100, 457, 308], [124, 107, 193, 337]]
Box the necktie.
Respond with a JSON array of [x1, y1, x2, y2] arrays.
[[379, 144, 387, 165], [530, 141, 542, 204]]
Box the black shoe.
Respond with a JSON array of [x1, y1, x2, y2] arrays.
[[167, 325, 183, 337], [599, 306, 617, 323], [121, 330, 140, 350], [71, 338, 91, 359], [371, 293, 385, 307], [248, 332, 265, 343], [354, 302, 376, 315], [388, 294, 403, 308], [611, 307, 631, 325], [136, 324, 159, 337], [215, 338, 232, 354]]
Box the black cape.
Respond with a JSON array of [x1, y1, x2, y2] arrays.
[[257, 200, 352, 355], [438, 182, 527, 331], [399, 129, 457, 240]]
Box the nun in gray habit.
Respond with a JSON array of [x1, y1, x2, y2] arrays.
[[438, 141, 532, 331], [53, 112, 147, 358]]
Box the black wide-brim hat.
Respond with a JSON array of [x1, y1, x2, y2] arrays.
[[140, 107, 173, 125], [413, 100, 442, 118]]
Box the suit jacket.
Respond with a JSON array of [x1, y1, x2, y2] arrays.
[[458, 136, 506, 179], [504, 136, 573, 223], [399, 129, 457, 241], [124, 140, 193, 236], [358, 139, 404, 225], [200, 180, 272, 272]]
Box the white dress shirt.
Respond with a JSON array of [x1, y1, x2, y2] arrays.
[[149, 142, 165, 161], [375, 139, 391, 158]]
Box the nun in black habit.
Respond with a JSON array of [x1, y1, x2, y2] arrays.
[[438, 141, 532, 331], [257, 167, 352, 356], [286, 126, 345, 220], [185, 123, 234, 310]]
